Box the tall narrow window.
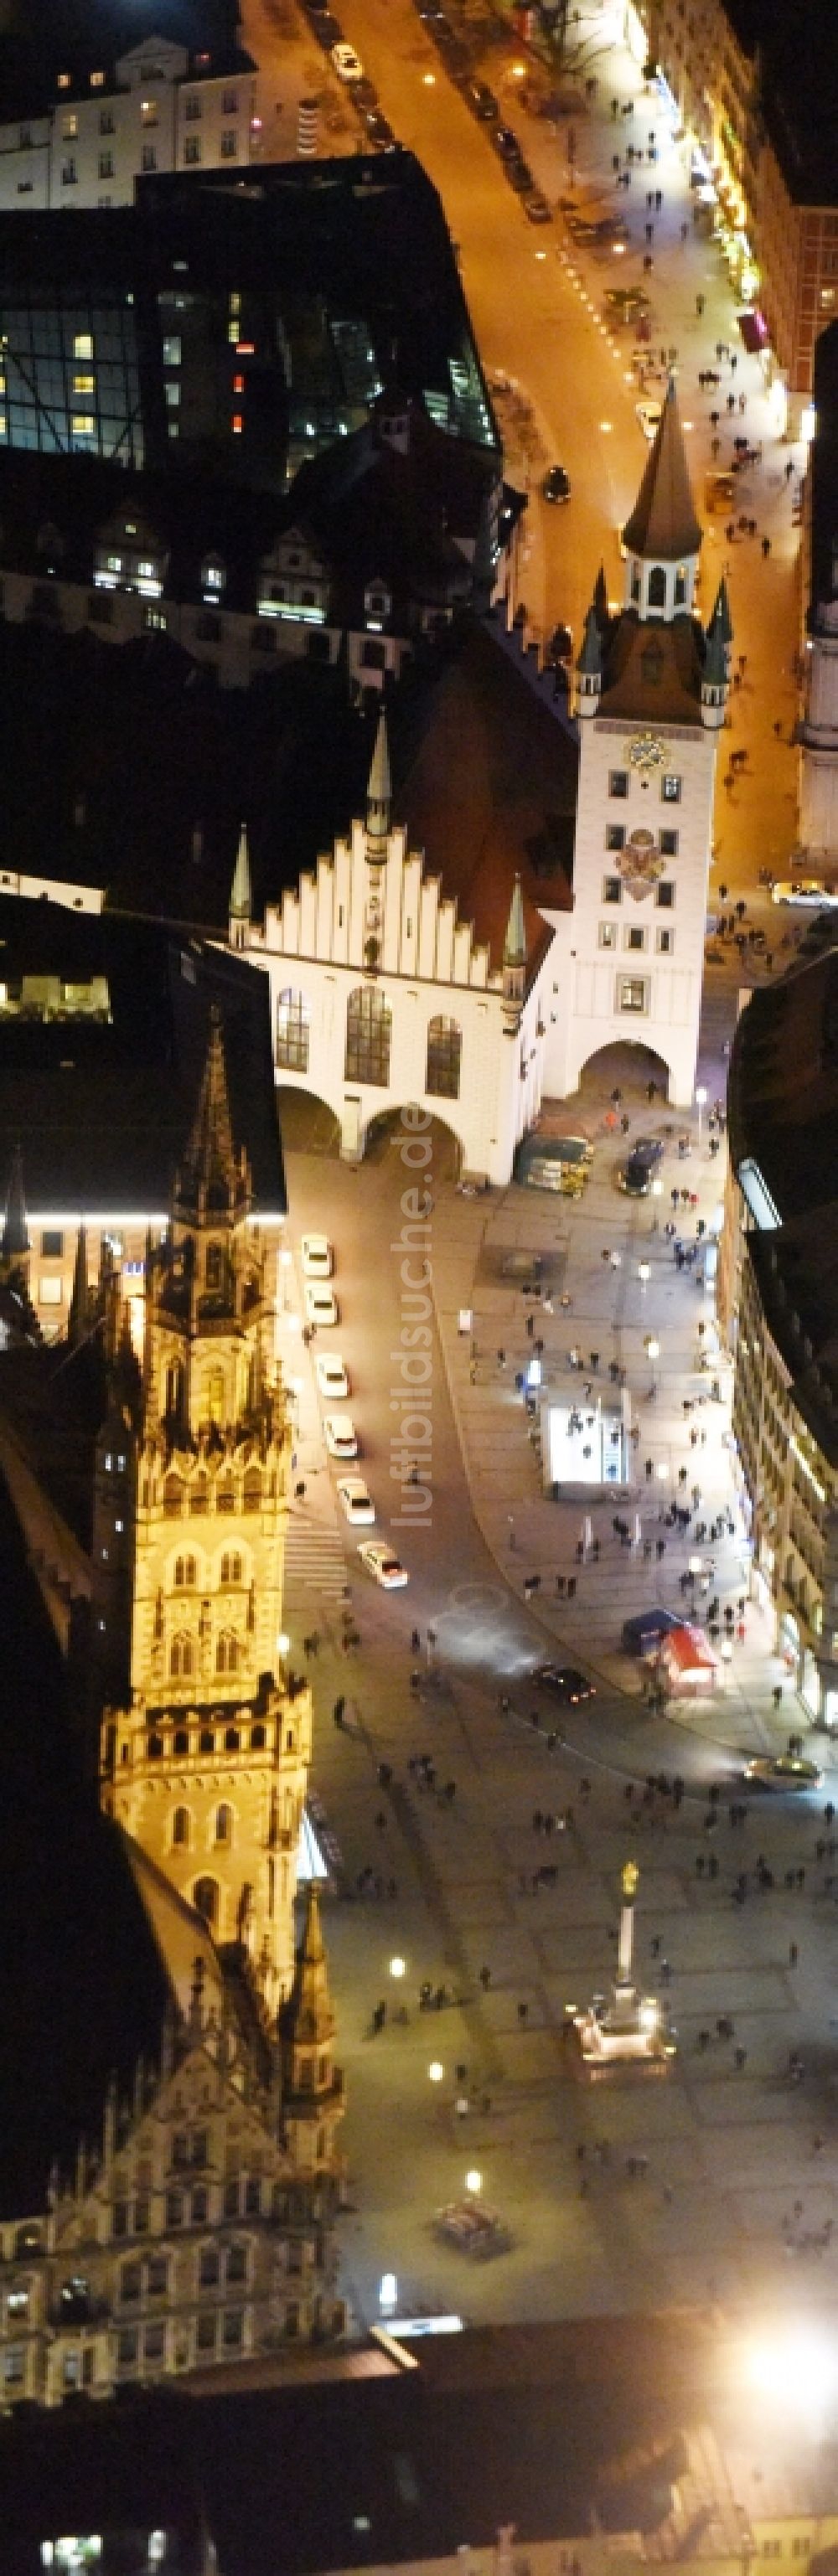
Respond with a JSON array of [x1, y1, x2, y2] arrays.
[[170, 1634, 194, 1680], [194, 1877, 218, 1926], [344, 987, 391, 1087], [276, 988, 309, 1073], [426, 1015, 462, 1100]]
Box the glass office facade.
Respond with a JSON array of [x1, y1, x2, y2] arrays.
[[0, 296, 143, 463]]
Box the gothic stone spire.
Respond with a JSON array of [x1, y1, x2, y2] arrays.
[[621, 377, 702, 563]]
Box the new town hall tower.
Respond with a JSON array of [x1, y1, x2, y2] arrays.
[[100, 1012, 308, 2012]]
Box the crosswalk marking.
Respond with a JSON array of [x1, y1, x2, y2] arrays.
[[284, 1515, 349, 1605]]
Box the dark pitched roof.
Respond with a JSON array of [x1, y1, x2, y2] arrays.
[[621, 382, 702, 563], [0, 906, 286, 1216], [397, 615, 577, 973]]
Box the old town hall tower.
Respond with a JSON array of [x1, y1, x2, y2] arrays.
[[100, 1010, 309, 2014]]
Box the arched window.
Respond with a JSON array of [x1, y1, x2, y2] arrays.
[[189, 1473, 208, 1518], [225, 1726, 240, 1752], [163, 1474, 184, 1519], [216, 1632, 239, 1676], [647, 565, 666, 609], [173, 1806, 191, 1848], [344, 986, 391, 1087], [216, 1477, 235, 1515], [675, 565, 686, 607], [242, 1470, 261, 1515], [251, 1722, 266, 1750], [215, 1802, 233, 1846], [174, 1554, 197, 1589], [426, 1014, 462, 1099], [170, 1633, 194, 1680], [199, 1727, 215, 1754], [203, 1367, 225, 1427], [173, 1728, 189, 1756], [276, 986, 310, 1074], [205, 1242, 225, 1293], [220, 1551, 242, 1587], [193, 1876, 218, 1926]]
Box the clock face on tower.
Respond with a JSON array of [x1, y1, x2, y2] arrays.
[[625, 731, 666, 775]]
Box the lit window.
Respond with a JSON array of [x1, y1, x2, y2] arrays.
[[618, 976, 649, 1014], [165, 382, 180, 408], [57, 72, 70, 89], [141, 98, 158, 126], [73, 333, 94, 361], [74, 373, 95, 394], [39, 1277, 64, 1305], [598, 921, 617, 949], [72, 416, 95, 436], [62, 114, 78, 139], [233, 373, 244, 394], [91, 70, 106, 88], [163, 334, 181, 367], [231, 412, 243, 434], [661, 774, 681, 803]]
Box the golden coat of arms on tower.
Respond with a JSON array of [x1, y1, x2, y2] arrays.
[[615, 829, 666, 901]]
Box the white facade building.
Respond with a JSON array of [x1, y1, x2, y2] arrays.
[[230, 734, 552, 1186], [0, 35, 256, 213], [544, 383, 731, 1107]]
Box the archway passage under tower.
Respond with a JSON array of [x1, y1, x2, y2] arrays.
[[363, 1107, 463, 1184], [276, 1086, 342, 1159], [566, 1040, 673, 1113]]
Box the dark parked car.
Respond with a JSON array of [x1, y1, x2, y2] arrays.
[[313, 12, 342, 44], [523, 189, 552, 224], [491, 123, 522, 159], [506, 158, 535, 194], [535, 1665, 597, 1704], [542, 464, 571, 503], [464, 78, 499, 120], [364, 109, 396, 147], [617, 1137, 664, 1196], [354, 75, 378, 107]]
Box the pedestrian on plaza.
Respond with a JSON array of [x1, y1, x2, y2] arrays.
[[696, 292, 705, 317], [789, 1943, 799, 1969], [762, 534, 771, 558], [333, 1696, 346, 1728], [644, 221, 654, 244], [773, 1683, 783, 1709], [646, 188, 654, 208], [727, 392, 736, 413], [645, 1458, 654, 1481], [643, 255, 653, 271], [497, 1347, 506, 1368], [681, 219, 690, 240], [613, 152, 620, 173], [734, 2047, 747, 2070], [655, 188, 662, 211], [518, 2000, 529, 2026], [730, 353, 737, 374]]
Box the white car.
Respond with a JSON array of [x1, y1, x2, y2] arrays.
[[301, 1233, 334, 1278], [772, 879, 838, 908], [305, 1283, 339, 1328], [330, 40, 363, 78], [337, 1475, 375, 1525], [323, 1413, 358, 1460], [636, 400, 662, 441], [315, 1352, 349, 1400], [358, 1539, 409, 1588]]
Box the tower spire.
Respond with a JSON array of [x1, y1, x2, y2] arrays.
[[621, 378, 702, 566], [230, 820, 252, 947], [365, 708, 391, 859], [174, 1006, 249, 1225], [504, 872, 527, 969], [1, 1144, 28, 1266], [67, 1217, 91, 1348]]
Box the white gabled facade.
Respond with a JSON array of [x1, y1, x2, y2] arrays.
[[542, 385, 731, 1109], [230, 720, 552, 1185], [0, 37, 256, 214]]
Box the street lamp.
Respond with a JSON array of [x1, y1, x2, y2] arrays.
[[644, 1333, 660, 1394], [638, 1261, 650, 1296], [696, 1084, 707, 1140], [277, 1631, 290, 1660], [390, 1956, 406, 1980], [465, 2169, 483, 2195], [428, 2061, 444, 2083], [379, 2273, 397, 2314]]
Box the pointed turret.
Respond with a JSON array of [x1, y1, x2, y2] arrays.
[[576, 600, 604, 716], [504, 872, 527, 969], [502, 874, 527, 1037], [621, 380, 702, 621], [701, 576, 733, 728], [1, 1144, 28, 1269], [230, 820, 252, 950], [173, 1006, 250, 1227], [593, 564, 610, 632], [67, 1218, 91, 1348], [622, 379, 702, 562], [365, 707, 391, 860], [282, 1886, 342, 2162]]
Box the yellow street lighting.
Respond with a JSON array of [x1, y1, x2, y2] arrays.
[[428, 2060, 444, 2083], [465, 2169, 483, 2194], [390, 1955, 406, 1980]]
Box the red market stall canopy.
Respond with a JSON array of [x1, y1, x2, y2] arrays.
[[657, 1622, 718, 1686], [737, 308, 768, 354]]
